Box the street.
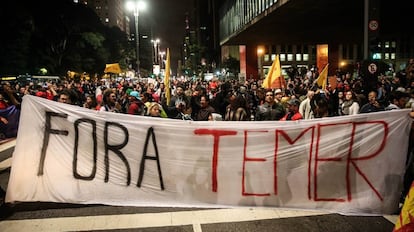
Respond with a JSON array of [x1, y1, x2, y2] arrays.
[[0, 139, 398, 231]]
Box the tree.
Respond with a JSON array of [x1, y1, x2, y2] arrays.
[[0, 0, 130, 77], [222, 56, 240, 76]]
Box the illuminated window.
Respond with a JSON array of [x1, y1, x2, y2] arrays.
[[296, 54, 302, 61], [303, 54, 309, 61], [287, 54, 293, 61], [391, 41, 396, 48], [271, 54, 276, 61], [264, 54, 269, 62], [391, 53, 396, 59], [372, 53, 381, 60], [385, 53, 389, 59], [105, 18, 109, 23], [385, 41, 390, 48], [280, 54, 286, 61]]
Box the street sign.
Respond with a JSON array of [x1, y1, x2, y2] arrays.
[[369, 20, 379, 31], [368, 63, 378, 74]]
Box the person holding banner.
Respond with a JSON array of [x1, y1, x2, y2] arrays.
[[100, 89, 121, 113], [57, 89, 74, 105]]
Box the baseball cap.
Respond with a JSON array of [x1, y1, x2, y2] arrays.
[[129, 91, 141, 100], [274, 89, 282, 94], [287, 99, 300, 106]]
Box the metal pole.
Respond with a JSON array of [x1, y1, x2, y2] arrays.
[[134, 8, 140, 76], [363, 0, 369, 60]]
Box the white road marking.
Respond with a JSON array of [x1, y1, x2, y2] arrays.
[[384, 214, 398, 224], [0, 207, 330, 232]]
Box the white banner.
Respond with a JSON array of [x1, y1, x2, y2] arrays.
[[6, 95, 413, 214]]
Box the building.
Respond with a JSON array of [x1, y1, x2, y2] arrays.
[[75, 0, 129, 33], [74, 0, 153, 75], [219, 0, 414, 80]]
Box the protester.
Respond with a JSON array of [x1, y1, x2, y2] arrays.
[[299, 90, 315, 119], [194, 94, 215, 121], [359, 90, 385, 113], [58, 89, 73, 104], [100, 89, 121, 112], [340, 90, 360, 115], [224, 91, 249, 121], [83, 94, 98, 110], [385, 90, 409, 110], [255, 89, 285, 121], [164, 84, 191, 119], [280, 99, 303, 121], [310, 93, 330, 118], [145, 102, 162, 117], [127, 91, 145, 115]]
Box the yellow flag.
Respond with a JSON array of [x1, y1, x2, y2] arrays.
[[262, 54, 282, 89], [393, 181, 414, 231], [164, 48, 171, 106], [315, 63, 329, 90], [104, 63, 121, 74]]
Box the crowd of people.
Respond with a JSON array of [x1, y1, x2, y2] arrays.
[[1, 60, 414, 129], [1, 59, 414, 206]]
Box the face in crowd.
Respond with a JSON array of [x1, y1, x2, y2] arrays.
[[107, 92, 117, 106], [345, 91, 353, 101], [148, 104, 161, 117], [274, 91, 283, 102], [176, 86, 184, 96], [58, 93, 71, 104], [265, 91, 274, 103], [367, 91, 378, 104], [200, 95, 209, 108]]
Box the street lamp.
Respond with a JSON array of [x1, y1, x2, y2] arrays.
[[159, 51, 165, 70], [151, 39, 160, 65], [126, 1, 146, 77]]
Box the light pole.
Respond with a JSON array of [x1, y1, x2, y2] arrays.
[[159, 51, 165, 70], [126, 1, 146, 77], [151, 39, 160, 65], [257, 47, 264, 79]]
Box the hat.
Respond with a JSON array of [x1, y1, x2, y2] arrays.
[[274, 89, 282, 94], [287, 99, 300, 106], [129, 91, 141, 100], [125, 88, 133, 96]]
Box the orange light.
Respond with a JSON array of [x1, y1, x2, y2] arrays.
[[257, 47, 264, 55]]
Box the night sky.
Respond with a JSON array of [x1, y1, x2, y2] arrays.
[[146, 0, 194, 73]]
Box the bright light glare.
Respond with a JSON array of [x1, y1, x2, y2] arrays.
[[137, 1, 146, 10], [126, 1, 146, 11]]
